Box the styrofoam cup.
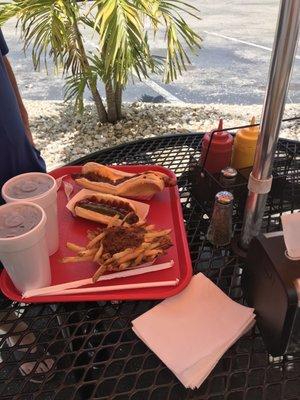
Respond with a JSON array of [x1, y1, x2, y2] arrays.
[[2, 172, 59, 255], [0, 202, 51, 293]]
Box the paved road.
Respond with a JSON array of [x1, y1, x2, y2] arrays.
[[2, 0, 299, 104]]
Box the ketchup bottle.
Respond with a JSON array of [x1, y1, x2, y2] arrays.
[[200, 119, 234, 174]]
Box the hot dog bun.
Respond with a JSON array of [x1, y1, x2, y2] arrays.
[[73, 163, 176, 200]]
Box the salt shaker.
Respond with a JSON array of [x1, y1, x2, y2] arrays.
[[207, 191, 234, 247]]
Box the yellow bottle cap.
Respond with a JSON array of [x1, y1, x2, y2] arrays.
[[236, 116, 259, 143]]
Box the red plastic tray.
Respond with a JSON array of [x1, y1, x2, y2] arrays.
[[0, 165, 192, 303]]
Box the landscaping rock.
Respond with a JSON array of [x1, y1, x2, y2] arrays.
[[25, 100, 300, 170]]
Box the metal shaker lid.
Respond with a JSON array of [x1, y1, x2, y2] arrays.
[[215, 191, 234, 205], [221, 167, 237, 179]]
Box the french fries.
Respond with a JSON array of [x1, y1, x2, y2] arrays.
[[61, 255, 94, 263], [93, 264, 107, 282], [93, 243, 104, 262], [87, 232, 105, 249], [78, 248, 98, 257], [67, 242, 85, 252], [62, 223, 173, 283]]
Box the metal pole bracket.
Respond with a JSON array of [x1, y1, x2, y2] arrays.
[[248, 173, 273, 195]]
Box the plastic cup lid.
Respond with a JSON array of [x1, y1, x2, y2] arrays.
[[0, 202, 44, 239], [3, 173, 55, 200]]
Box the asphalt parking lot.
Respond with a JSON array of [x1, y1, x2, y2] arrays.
[[2, 0, 299, 105]]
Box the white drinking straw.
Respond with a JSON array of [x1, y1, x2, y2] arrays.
[[23, 260, 174, 298], [32, 279, 179, 296]]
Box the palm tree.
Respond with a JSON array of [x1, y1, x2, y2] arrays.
[[0, 0, 201, 123]]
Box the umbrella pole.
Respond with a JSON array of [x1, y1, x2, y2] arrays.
[[240, 0, 300, 249]]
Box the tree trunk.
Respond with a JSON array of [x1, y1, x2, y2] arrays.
[[105, 80, 118, 123], [115, 84, 123, 120], [71, 10, 108, 123], [90, 79, 108, 123]]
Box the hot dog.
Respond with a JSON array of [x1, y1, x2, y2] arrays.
[[66, 189, 149, 226], [72, 163, 176, 200]]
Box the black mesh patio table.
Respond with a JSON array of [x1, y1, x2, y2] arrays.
[[1, 132, 300, 400]]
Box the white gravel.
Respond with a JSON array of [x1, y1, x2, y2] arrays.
[[25, 100, 300, 171]]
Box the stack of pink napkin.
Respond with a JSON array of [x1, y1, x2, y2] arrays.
[[132, 273, 255, 389]]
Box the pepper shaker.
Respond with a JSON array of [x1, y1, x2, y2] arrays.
[[220, 167, 237, 188], [207, 191, 234, 247]]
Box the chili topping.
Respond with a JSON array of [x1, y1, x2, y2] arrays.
[[102, 225, 146, 254]]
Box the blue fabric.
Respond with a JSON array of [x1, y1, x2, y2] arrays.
[[0, 30, 8, 56], [0, 29, 46, 204]]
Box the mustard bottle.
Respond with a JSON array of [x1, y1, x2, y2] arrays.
[[231, 117, 259, 170]]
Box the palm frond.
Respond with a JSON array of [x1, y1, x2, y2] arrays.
[[91, 0, 154, 85], [64, 72, 89, 114], [0, 0, 202, 121], [148, 0, 202, 83], [0, 2, 22, 25]]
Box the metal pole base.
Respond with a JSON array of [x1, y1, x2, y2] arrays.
[[240, 192, 268, 249], [231, 236, 248, 258]]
